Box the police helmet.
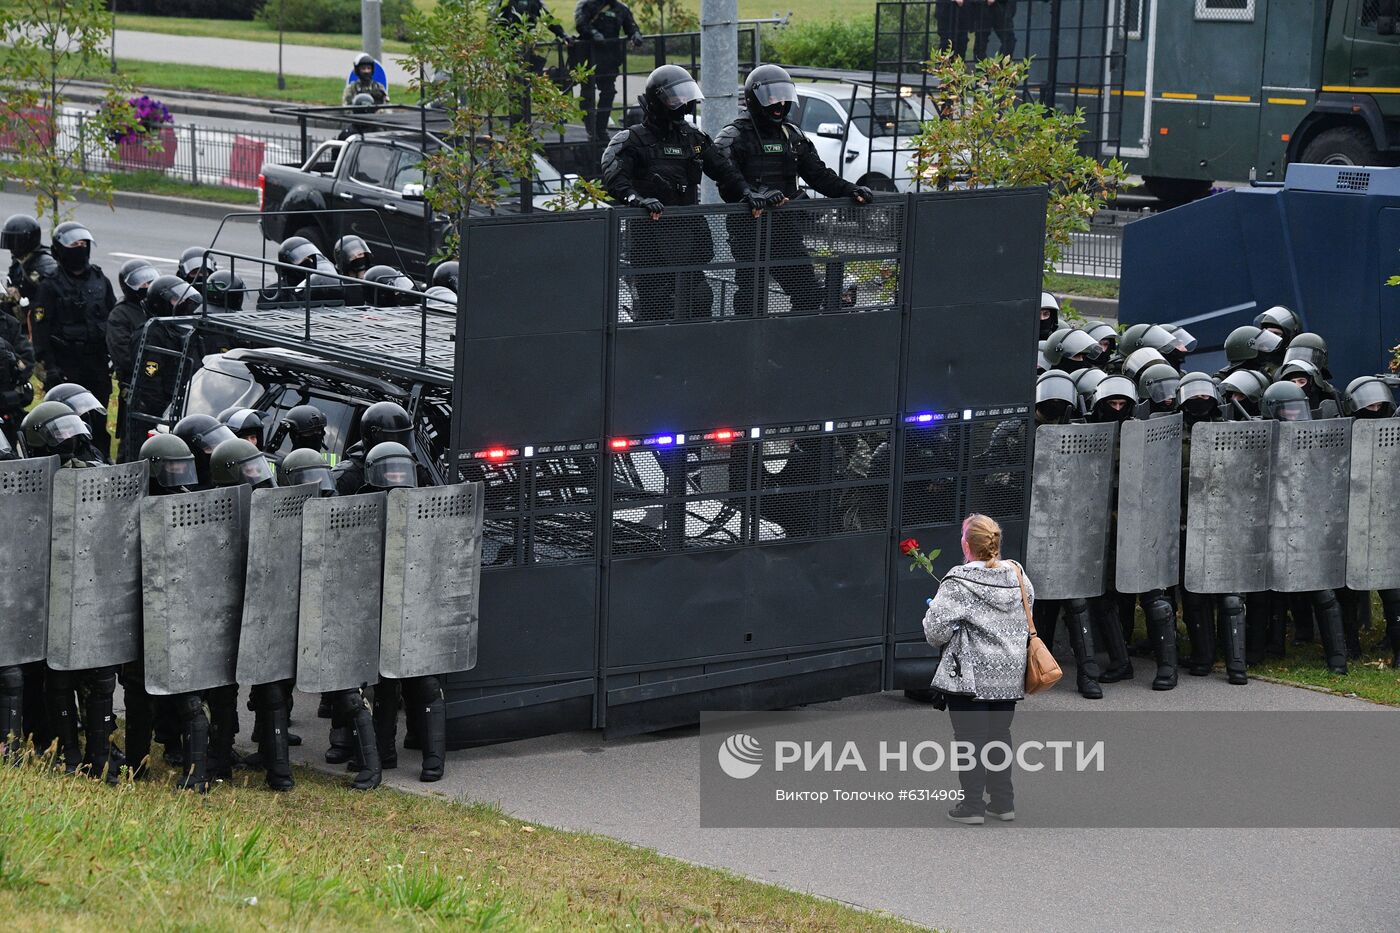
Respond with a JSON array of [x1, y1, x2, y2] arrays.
[[1253, 305, 1301, 343], [0, 428, 14, 461], [1136, 362, 1181, 406], [358, 400, 412, 448], [21, 400, 91, 452], [364, 441, 418, 490], [430, 261, 458, 291], [1039, 292, 1060, 339], [118, 259, 159, 303], [1117, 323, 1153, 359], [279, 447, 336, 496], [642, 64, 704, 122], [1136, 324, 1188, 358], [221, 408, 265, 448], [424, 285, 456, 312], [140, 432, 199, 490], [354, 52, 376, 74], [51, 221, 94, 273], [1122, 347, 1168, 382], [1082, 320, 1118, 353], [1045, 328, 1104, 372], [1276, 359, 1322, 388], [351, 92, 377, 113], [173, 413, 237, 459], [177, 246, 218, 284], [1072, 367, 1108, 407], [1035, 370, 1076, 422], [743, 64, 797, 125], [1283, 332, 1329, 376], [211, 437, 277, 488], [1035, 340, 1048, 376], [1220, 368, 1269, 407], [1090, 375, 1137, 422], [333, 235, 372, 277], [1041, 327, 1073, 365], [1177, 371, 1222, 418], [1163, 324, 1198, 354], [144, 274, 203, 317], [44, 382, 107, 418], [1261, 381, 1312, 422], [278, 236, 323, 283], [1, 213, 41, 255], [281, 404, 328, 450], [363, 265, 416, 306], [203, 269, 246, 311], [1224, 325, 1282, 365], [1343, 376, 1397, 419]]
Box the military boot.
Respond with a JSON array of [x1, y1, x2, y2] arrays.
[[0, 667, 22, 762], [47, 687, 81, 773], [1182, 593, 1214, 676], [83, 683, 119, 785], [1145, 598, 1178, 691], [1095, 600, 1134, 683], [415, 678, 446, 783], [1220, 595, 1248, 685], [262, 702, 294, 792], [347, 699, 382, 791], [176, 702, 211, 794], [1339, 590, 1364, 661], [1313, 591, 1348, 675], [374, 680, 399, 771], [1063, 601, 1102, 699], [1388, 617, 1400, 670]]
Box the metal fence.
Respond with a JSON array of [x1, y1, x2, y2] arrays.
[[1055, 208, 1142, 280], [0, 108, 315, 190]]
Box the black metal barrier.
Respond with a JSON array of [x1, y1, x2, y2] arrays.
[[446, 188, 1045, 744]]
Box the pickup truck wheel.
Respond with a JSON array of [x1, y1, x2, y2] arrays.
[[290, 225, 327, 256], [1299, 125, 1382, 167]]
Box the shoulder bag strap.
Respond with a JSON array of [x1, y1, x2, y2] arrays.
[[1011, 561, 1036, 638]]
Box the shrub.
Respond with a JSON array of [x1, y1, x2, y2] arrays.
[[125, 0, 261, 19], [253, 0, 415, 38], [764, 17, 875, 71]]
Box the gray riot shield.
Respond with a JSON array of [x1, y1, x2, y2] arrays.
[[1184, 421, 1273, 594], [380, 483, 485, 679], [296, 493, 385, 694], [47, 462, 147, 671], [1269, 419, 1351, 593], [1347, 419, 1400, 591], [0, 457, 59, 667], [1025, 422, 1117, 600], [236, 483, 319, 686], [141, 486, 249, 695], [1115, 415, 1183, 594]]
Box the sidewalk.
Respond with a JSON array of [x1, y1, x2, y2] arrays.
[[238, 676, 1400, 932], [113, 29, 414, 87]]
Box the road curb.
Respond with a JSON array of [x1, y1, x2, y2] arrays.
[[1057, 293, 1119, 321], [75, 187, 257, 223]]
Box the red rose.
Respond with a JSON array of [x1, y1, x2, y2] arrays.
[[899, 538, 919, 556]]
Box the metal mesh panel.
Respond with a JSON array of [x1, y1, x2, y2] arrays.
[[901, 421, 964, 528], [460, 448, 599, 568], [617, 201, 905, 324], [1195, 0, 1254, 22], [206, 306, 455, 376], [963, 418, 1029, 522], [609, 422, 893, 556]]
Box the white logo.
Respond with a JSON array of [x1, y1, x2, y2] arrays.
[[717, 733, 763, 779]]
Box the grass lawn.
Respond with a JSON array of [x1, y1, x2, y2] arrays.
[[1044, 272, 1120, 301], [116, 12, 413, 55], [0, 748, 917, 931], [113, 60, 338, 105], [1251, 641, 1400, 707], [104, 169, 258, 206]]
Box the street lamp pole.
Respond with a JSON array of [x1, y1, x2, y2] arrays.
[[110, 0, 117, 74], [278, 0, 286, 90]]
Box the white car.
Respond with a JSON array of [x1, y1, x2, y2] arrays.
[[789, 83, 929, 194]]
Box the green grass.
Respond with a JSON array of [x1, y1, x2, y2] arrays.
[[116, 12, 413, 55], [1251, 640, 1400, 707], [0, 746, 919, 931], [104, 169, 258, 206], [1044, 272, 1120, 301], [112, 59, 338, 104]]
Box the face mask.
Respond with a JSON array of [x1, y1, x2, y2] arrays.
[[57, 243, 90, 273]]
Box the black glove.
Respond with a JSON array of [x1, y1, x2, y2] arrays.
[[630, 195, 665, 216], [764, 189, 788, 208], [629, 31, 643, 48], [591, 29, 606, 41], [851, 185, 875, 205], [741, 191, 769, 212]]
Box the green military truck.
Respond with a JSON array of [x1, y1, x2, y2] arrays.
[[1106, 0, 1399, 200]]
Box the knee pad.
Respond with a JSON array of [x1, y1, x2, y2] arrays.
[[1220, 595, 1245, 617], [1313, 589, 1339, 613], [332, 689, 367, 717], [87, 670, 117, 696], [410, 676, 443, 705], [1145, 593, 1173, 624], [0, 666, 22, 696], [174, 694, 205, 722]]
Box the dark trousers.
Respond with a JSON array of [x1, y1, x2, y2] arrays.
[[974, 0, 1017, 60], [727, 210, 824, 316], [581, 72, 619, 140], [946, 696, 1016, 813], [627, 214, 715, 322], [936, 2, 973, 58]]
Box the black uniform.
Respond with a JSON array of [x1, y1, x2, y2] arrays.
[[31, 267, 115, 454], [574, 0, 640, 140], [5, 247, 58, 327], [0, 310, 35, 446], [602, 119, 751, 321], [715, 114, 860, 315]]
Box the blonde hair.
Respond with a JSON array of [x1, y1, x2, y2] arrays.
[[962, 513, 1003, 568]]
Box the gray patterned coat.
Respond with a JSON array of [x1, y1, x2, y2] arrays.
[[922, 561, 1033, 701]]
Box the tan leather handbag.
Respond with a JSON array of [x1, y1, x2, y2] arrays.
[[1012, 562, 1062, 694]]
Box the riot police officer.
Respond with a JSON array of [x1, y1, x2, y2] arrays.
[[219, 408, 266, 450], [1039, 292, 1059, 341], [430, 261, 458, 292], [1283, 332, 1331, 379], [203, 269, 247, 312], [1253, 305, 1301, 346], [1082, 320, 1118, 359], [362, 265, 418, 308], [358, 441, 448, 782], [1176, 372, 1248, 684], [334, 400, 417, 493], [1135, 362, 1181, 418], [601, 65, 765, 322], [716, 65, 875, 316], [1276, 359, 1340, 415], [1220, 368, 1269, 419], [0, 288, 35, 448], [31, 221, 115, 457], [333, 235, 373, 280], [277, 403, 333, 460], [280, 446, 337, 494], [125, 276, 204, 457], [1218, 325, 1283, 381], [44, 382, 112, 464], [2, 213, 58, 330], [106, 260, 158, 459], [172, 413, 237, 489], [344, 53, 389, 106], [1343, 376, 1400, 669], [574, 0, 642, 140], [261, 236, 328, 305], [1044, 328, 1105, 375], [176, 246, 218, 289], [22, 402, 120, 779]]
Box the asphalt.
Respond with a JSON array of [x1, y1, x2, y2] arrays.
[[253, 675, 1400, 933], [114, 29, 414, 86]]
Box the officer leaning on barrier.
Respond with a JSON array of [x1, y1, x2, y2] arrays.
[[21, 401, 120, 781], [715, 65, 875, 316], [1342, 376, 1400, 670], [601, 65, 766, 322], [106, 261, 158, 460], [2, 213, 58, 331], [1176, 371, 1248, 685], [30, 222, 115, 457]]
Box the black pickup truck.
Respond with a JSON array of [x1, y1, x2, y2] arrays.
[[258, 130, 578, 277]]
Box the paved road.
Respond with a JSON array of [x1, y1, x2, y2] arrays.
[[114, 29, 414, 87], [264, 676, 1400, 933]]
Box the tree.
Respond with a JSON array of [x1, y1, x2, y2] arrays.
[[0, 0, 142, 230], [910, 52, 1127, 274], [401, 0, 605, 260]]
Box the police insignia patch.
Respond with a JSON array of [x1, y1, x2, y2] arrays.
[[661, 145, 684, 156], [762, 143, 785, 154], [32, 310, 43, 321], [144, 361, 159, 376]]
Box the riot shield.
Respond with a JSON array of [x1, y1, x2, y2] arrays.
[[0, 457, 59, 667], [380, 483, 485, 679], [1025, 422, 1116, 600], [1115, 415, 1183, 594], [141, 486, 249, 695], [1184, 421, 1272, 594], [1269, 419, 1351, 593], [236, 483, 319, 686], [296, 493, 385, 693], [1346, 419, 1400, 591], [47, 462, 147, 671]]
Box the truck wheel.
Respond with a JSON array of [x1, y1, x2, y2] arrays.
[[1299, 126, 1382, 167], [1142, 176, 1214, 205], [290, 225, 327, 256]]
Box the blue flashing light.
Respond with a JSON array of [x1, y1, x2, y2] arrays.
[[654, 435, 674, 445]]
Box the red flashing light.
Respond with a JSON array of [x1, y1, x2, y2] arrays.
[[609, 438, 630, 450], [485, 448, 508, 461], [714, 429, 735, 442], [257, 173, 266, 211]]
